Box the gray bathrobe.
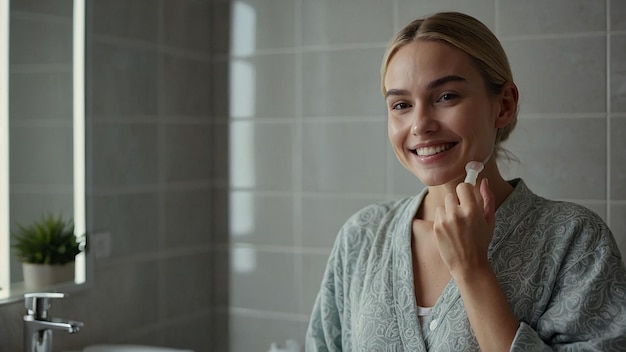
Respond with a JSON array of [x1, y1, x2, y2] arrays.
[[306, 179, 626, 351]]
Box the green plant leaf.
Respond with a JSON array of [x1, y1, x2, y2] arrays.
[[11, 213, 83, 265]]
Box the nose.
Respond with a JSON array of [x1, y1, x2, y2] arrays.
[[410, 106, 438, 136]]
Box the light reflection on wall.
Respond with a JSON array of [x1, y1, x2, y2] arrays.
[[73, 0, 86, 284], [231, 245, 257, 274], [0, 0, 9, 297], [230, 1, 256, 57], [229, 190, 254, 237], [229, 122, 256, 189], [229, 1, 257, 274], [229, 60, 255, 119]]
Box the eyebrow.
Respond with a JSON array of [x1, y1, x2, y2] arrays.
[[426, 75, 467, 90], [384, 88, 410, 99], [385, 75, 467, 99]]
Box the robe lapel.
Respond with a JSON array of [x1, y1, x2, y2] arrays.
[[392, 190, 428, 351]]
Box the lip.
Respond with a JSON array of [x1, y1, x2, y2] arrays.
[[408, 141, 459, 161], [408, 141, 459, 164]]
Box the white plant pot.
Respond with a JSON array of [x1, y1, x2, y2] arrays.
[[22, 262, 75, 291]]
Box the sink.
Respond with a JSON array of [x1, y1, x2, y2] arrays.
[[79, 345, 194, 352]]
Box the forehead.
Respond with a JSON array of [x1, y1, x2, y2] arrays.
[[384, 40, 481, 90]]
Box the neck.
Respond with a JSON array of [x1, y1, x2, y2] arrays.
[[417, 159, 513, 222]]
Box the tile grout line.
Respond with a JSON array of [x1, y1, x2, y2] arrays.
[[494, 0, 500, 36]]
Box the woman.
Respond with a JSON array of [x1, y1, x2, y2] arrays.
[[306, 12, 626, 351]]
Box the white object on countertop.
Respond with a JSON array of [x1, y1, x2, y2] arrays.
[[267, 339, 301, 352], [267, 342, 281, 352], [285, 339, 300, 352], [81, 345, 193, 352]]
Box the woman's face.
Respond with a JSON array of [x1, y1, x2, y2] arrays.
[[384, 40, 502, 187]]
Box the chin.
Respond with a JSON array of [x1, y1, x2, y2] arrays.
[[415, 171, 463, 187]]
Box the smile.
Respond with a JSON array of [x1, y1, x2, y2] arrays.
[[411, 143, 457, 156]]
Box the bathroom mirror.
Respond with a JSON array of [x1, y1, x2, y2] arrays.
[[0, 0, 85, 303]]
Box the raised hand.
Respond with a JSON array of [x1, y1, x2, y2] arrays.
[[433, 178, 496, 277]]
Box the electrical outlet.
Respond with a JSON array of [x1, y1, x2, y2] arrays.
[[91, 231, 111, 259]]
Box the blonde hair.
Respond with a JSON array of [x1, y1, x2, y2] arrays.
[[381, 12, 518, 154]]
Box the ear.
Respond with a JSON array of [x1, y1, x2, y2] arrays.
[[494, 82, 519, 129]]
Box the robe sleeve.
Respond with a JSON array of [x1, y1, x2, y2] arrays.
[[305, 230, 346, 352], [510, 223, 626, 352]]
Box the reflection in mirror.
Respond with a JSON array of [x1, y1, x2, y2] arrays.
[[0, 0, 8, 298], [0, 0, 84, 302]]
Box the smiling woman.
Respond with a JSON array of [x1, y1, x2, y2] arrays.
[[306, 11, 626, 352], [0, 0, 85, 303]]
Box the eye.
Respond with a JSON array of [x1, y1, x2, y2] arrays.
[[437, 92, 459, 103], [391, 102, 410, 111], [436, 92, 459, 103]]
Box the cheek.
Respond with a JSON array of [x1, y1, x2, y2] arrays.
[[459, 114, 498, 150], [387, 118, 404, 146], [453, 105, 494, 137]]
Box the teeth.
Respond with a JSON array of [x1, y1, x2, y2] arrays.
[[414, 143, 453, 156]]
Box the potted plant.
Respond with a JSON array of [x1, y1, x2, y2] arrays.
[[12, 213, 83, 291]]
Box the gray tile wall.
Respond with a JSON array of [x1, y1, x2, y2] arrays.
[[1, 1, 624, 352]]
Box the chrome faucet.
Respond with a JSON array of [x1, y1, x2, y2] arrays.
[[23, 292, 84, 352]]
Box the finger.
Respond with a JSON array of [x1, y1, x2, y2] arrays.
[[444, 192, 459, 212], [456, 182, 478, 208], [474, 180, 485, 211], [480, 178, 496, 224], [434, 205, 445, 230], [433, 205, 449, 238]]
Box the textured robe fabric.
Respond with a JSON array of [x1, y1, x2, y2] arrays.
[[306, 179, 626, 351]]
